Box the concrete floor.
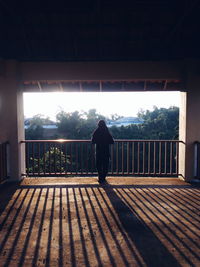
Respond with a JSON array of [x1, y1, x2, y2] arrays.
[[0, 177, 199, 267]]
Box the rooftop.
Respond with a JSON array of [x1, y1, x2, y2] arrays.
[[108, 117, 144, 127]]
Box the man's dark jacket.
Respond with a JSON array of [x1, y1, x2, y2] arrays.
[[92, 127, 114, 157]]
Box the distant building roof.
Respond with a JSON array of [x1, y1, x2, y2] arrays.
[[43, 125, 58, 129], [107, 117, 143, 127], [24, 118, 58, 129]]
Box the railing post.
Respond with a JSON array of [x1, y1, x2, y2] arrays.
[[6, 142, 10, 179], [194, 141, 200, 179], [0, 142, 10, 183], [0, 143, 3, 182]]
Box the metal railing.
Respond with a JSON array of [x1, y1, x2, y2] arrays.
[[0, 142, 9, 183], [194, 141, 200, 179], [21, 139, 181, 177]]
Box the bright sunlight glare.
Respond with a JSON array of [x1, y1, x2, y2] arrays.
[[23, 91, 180, 120]]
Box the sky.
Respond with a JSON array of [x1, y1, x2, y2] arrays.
[[23, 91, 180, 121]]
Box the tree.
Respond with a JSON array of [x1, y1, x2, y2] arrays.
[[56, 109, 105, 139], [56, 110, 84, 139], [138, 106, 179, 139], [25, 114, 52, 140]]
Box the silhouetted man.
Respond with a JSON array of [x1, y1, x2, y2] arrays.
[[92, 120, 114, 183]]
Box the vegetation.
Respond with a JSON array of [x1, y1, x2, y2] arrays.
[[25, 106, 179, 176], [137, 106, 179, 140], [25, 114, 53, 140], [25, 106, 179, 140]]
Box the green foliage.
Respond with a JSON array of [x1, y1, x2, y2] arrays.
[[109, 124, 143, 139], [109, 106, 179, 140], [56, 110, 83, 138], [25, 106, 179, 140], [25, 114, 57, 140], [25, 114, 45, 140], [137, 106, 179, 139], [56, 109, 105, 139], [28, 146, 70, 174]]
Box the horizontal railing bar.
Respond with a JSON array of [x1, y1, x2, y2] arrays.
[[21, 139, 184, 143], [21, 140, 91, 143]]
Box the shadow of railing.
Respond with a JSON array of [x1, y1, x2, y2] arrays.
[[0, 182, 199, 267]]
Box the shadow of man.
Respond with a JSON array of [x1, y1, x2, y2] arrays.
[[101, 184, 181, 267]]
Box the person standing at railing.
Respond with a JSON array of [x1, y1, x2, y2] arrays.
[[92, 120, 114, 183]]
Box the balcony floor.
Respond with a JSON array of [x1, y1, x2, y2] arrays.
[[0, 177, 199, 267]]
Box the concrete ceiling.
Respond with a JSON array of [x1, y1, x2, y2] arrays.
[[0, 0, 200, 61]]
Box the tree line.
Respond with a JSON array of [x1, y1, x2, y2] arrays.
[[25, 106, 179, 140]]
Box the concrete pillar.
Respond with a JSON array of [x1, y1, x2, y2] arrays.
[[179, 61, 200, 181], [0, 60, 25, 181]]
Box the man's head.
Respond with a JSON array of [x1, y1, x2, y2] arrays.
[[98, 120, 106, 128]]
